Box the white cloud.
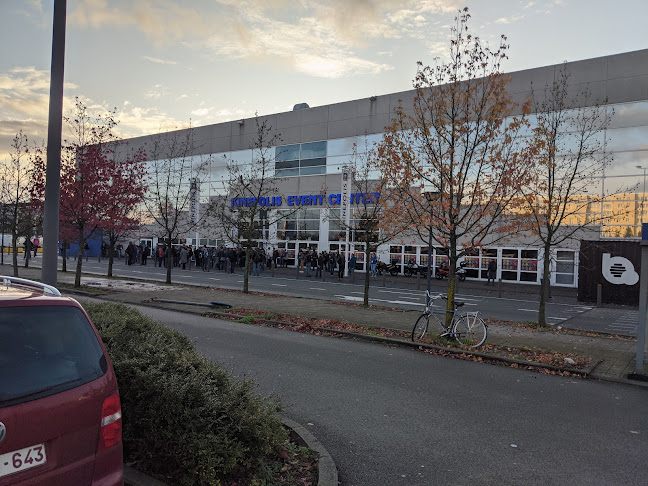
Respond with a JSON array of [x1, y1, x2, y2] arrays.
[[66, 0, 468, 79], [142, 56, 177, 65], [191, 108, 209, 116], [0, 66, 186, 161], [144, 84, 167, 99]]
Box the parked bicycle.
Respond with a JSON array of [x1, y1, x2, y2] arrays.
[[411, 292, 487, 348]]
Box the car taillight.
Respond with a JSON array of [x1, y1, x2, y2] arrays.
[[98, 392, 122, 451]]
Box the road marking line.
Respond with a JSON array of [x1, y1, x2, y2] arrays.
[[310, 288, 326, 291], [272, 284, 287, 287], [208, 278, 221, 281]]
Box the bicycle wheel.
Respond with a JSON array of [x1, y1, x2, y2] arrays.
[[412, 314, 429, 342], [453, 314, 487, 348]]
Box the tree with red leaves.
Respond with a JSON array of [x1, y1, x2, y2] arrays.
[[32, 98, 147, 287]]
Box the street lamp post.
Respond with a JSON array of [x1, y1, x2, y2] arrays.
[[424, 191, 440, 310]]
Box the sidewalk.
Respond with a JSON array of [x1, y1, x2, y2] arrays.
[[4, 264, 647, 387]]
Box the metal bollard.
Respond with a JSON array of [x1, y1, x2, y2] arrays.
[[597, 283, 602, 306], [497, 278, 502, 298]]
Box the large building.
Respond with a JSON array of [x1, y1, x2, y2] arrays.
[[117, 49, 648, 289]]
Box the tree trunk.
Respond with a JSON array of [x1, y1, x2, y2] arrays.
[[243, 246, 250, 293], [444, 239, 458, 329], [538, 242, 552, 326], [166, 232, 172, 284], [74, 239, 84, 287], [62, 242, 67, 272], [363, 243, 370, 308], [107, 240, 115, 278], [11, 237, 18, 277]]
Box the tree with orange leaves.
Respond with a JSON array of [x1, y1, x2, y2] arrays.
[[374, 8, 534, 323]]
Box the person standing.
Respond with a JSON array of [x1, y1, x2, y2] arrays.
[[140, 242, 148, 265], [23, 238, 32, 260], [487, 259, 497, 286], [316, 252, 324, 278], [32, 237, 40, 257], [305, 250, 312, 277], [228, 247, 237, 273], [337, 252, 344, 279], [370, 253, 378, 277], [125, 241, 135, 266], [349, 254, 356, 275], [329, 251, 337, 275], [179, 245, 188, 270], [253, 249, 262, 276]]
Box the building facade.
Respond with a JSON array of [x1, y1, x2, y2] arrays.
[[117, 49, 648, 288]]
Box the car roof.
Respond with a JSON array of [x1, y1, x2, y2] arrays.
[[0, 276, 77, 305]]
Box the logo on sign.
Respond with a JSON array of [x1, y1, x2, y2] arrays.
[[602, 253, 639, 285]]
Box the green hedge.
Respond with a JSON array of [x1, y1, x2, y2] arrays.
[[85, 302, 287, 485]]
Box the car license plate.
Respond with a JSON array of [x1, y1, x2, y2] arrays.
[[0, 444, 47, 477]]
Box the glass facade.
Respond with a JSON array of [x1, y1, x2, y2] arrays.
[[135, 67, 646, 289]]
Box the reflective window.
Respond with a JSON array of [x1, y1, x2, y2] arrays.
[[276, 144, 300, 162], [327, 138, 357, 157], [275, 142, 327, 177], [608, 101, 648, 129], [301, 141, 326, 159]]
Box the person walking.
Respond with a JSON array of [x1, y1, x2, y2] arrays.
[[487, 259, 497, 286], [370, 253, 378, 277], [337, 252, 345, 279]]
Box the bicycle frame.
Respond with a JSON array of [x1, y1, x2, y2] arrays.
[[415, 290, 488, 347]]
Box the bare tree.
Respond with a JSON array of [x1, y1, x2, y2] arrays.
[[1, 131, 40, 276], [523, 64, 616, 325], [327, 141, 406, 307], [142, 125, 211, 284], [375, 8, 533, 322], [211, 117, 291, 293]]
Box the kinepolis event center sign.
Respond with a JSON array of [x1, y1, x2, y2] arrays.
[[230, 192, 380, 207], [578, 240, 641, 305]]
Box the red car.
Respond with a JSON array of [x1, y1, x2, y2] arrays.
[[0, 276, 123, 485]]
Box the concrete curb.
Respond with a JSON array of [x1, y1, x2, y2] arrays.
[[123, 465, 167, 486], [282, 417, 339, 486], [206, 310, 601, 378]]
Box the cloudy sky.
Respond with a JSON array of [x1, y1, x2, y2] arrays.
[[1, 0, 647, 161]]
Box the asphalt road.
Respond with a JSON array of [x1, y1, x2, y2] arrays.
[[59, 258, 591, 325], [112, 303, 648, 486]]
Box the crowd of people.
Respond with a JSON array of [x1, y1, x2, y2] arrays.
[[109, 243, 371, 279]]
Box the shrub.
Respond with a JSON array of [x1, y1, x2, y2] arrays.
[[85, 302, 287, 485]]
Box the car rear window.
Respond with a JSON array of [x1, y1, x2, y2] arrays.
[[0, 305, 107, 407]]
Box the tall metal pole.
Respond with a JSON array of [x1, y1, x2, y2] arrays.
[[42, 0, 67, 286], [636, 223, 648, 373]]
